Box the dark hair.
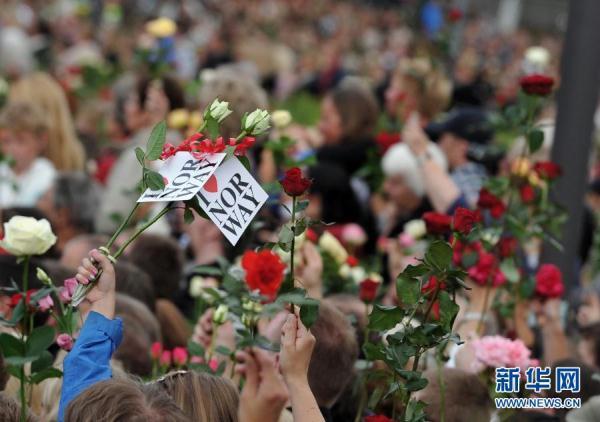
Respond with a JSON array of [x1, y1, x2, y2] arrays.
[[330, 77, 379, 142], [0, 392, 39, 421], [65, 379, 189, 422], [116, 261, 157, 312], [420, 368, 491, 422], [128, 234, 184, 300], [114, 294, 161, 377], [308, 301, 358, 407], [551, 358, 600, 420], [52, 172, 100, 233], [136, 76, 185, 111], [308, 163, 363, 224]]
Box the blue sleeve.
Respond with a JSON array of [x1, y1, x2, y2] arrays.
[[446, 194, 470, 215], [58, 311, 123, 421]]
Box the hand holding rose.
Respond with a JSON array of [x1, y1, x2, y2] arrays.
[[75, 249, 116, 319]]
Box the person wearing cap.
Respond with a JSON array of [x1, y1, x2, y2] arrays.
[[425, 107, 493, 207]]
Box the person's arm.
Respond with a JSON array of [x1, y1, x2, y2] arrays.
[[58, 250, 121, 422], [403, 113, 461, 213], [280, 314, 324, 422], [537, 298, 570, 365], [236, 348, 289, 422]]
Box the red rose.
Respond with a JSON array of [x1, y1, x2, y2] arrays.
[[242, 250, 286, 301], [346, 256, 359, 267], [533, 161, 561, 180], [305, 228, 319, 243], [280, 167, 312, 197], [520, 184, 536, 203], [535, 264, 564, 298], [477, 188, 506, 219], [375, 132, 400, 154], [498, 237, 517, 258], [447, 7, 463, 22], [467, 251, 507, 287], [520, 74, 555, 96], [452, 207, 482, 235], [365, 416, 393, 422], [423, 212, 452, 235], [421, 276, 447, 295], [9, 289, 37, 308], [359, 279, 379, 303]]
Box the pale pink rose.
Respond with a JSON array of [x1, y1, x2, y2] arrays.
[[471, 336, 535, 372], [160, 350, 172, 367], [398, 232, 415, 248], [172, 347, 188, 366], [342, 223, 367, 247], [59, 287, 71, 303], [64, 278, 78, 295], [57, 333, 74, 351], [37, 295, 54, 312], [190, 355, 204, 364]]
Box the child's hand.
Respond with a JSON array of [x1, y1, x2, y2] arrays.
[[76, 249, 116, 319], [236, 348, 288, 422], [279, 314, 316, 387]]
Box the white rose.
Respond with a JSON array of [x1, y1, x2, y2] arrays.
[[271, 110, 292, 129], [403, 219, 426, 240], [0, 216, 56, 256], [318, 231, 348, 265], [207, 99, 232, 123], [212, 304, 229, 325], [243, 109, 270, 136], [36, 267, 52, 285], [188, 276, 206, 298], [339, 263, 351, 278], [367, 273, 384, 284], [350, 267, 368, 284]]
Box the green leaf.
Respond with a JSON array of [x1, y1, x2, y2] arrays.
[[296, 200, 309, 212], [519, 276, 536, 299], [405, 399, 428, 422], [4, 356, 38, 366], [424, 241, 452, 270], [500, 258, 520, 283], [215, 345, 233, 356], [438, 290, 459, 331], [396, 274, 421, 306], [185, 196, 209, 219], [278, 225, 294, 251], [31, 350, 53, 373], [29, 367, 62, 384], [363, 342, 386, 361], [25, 326, 55, 357], [145, 170, 165, 191], [527, 129, 544, 153], [299, 301, 319, 328], [6, 300, 24, 326], [145, 120, 167, 160], [294, 218, 307, 236], [192, 265, 223, 277], [238, 155, 251, 172], [368, 305, 404, 330], [184, 208, 195, 224], [135, 147, 146, 166], [187, 340, 205, 357], [206, 117, 220, 140], [0, 333, 25, 357]]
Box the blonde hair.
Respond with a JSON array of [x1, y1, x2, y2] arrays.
[[9, 72, 85, 171], [394, 58, 452, 121], [157, 371, 239, 422], [0, 102, 49, 136]]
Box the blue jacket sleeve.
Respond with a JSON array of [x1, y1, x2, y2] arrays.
[[58, 311, 123, 421]]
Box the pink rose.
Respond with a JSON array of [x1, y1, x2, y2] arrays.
[[57, 333, 74, 351], [398, 232, 415, 249], [37, 295, 54, 312], [341, 223, 367, 247], [160, 350, 172, 367], [172, 347, 188, 366], [150, 342, 162, 360], [471, 336, 535, 372], [208, 358, 219, 372]]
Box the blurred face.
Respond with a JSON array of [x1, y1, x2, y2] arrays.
[[124, 92, 145, 132], [383, 174, 419, 210], [60, 239, 91, 271], [577, 294, 600, 328], [318, 96, 343, 145], [305, 193, 322, 221], [385, 76, 418, 121], [0, 130, 46, 174], [438, 132, 468, 168]]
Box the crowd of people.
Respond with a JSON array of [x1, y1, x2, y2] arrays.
[[1, 0, 600, 421]]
